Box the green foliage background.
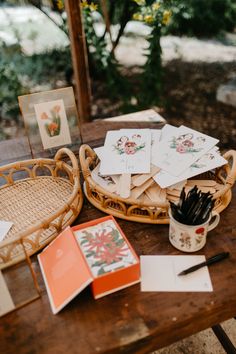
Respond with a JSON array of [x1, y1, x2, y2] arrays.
[[167, 0, 236, 37], [0, 0, 236, 139]]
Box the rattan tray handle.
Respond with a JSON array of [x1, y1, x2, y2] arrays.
[[222, 150, 236, 185], [213, 150, 236, 199], [54, 147, 82, 202], [55, 147, 79, 171], [80, 144, 98, 178]]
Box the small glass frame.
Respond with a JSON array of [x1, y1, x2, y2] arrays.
[[18, 87, 82, 158]]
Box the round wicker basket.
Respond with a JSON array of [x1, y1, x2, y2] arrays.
[[79, 144, 236, 224], [0, 148, 83, 269]]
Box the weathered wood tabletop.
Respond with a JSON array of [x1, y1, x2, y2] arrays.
[[1, 121, 236, 354]]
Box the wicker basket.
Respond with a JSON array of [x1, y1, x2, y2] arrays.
[[79, 144, 236, 224], [0, 148, 83, 269]]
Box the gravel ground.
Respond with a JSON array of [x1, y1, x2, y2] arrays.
[[161, 59, 236, 149], [116, 33, 236, 150]]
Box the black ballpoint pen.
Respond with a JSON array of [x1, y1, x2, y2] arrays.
[[178, 252, 230, 276]]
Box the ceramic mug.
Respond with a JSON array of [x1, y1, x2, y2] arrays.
[[168, 209, 220, 252]]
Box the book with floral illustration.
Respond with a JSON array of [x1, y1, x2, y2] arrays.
[[73, 217, 138, 277], [38, 216, 140, 313], [72, 216, 140, 298]]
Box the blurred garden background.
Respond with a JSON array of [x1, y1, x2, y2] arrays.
[[0, 0, 236, 148]]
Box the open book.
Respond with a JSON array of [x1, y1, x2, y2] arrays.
[[38, 216, 140, 314]]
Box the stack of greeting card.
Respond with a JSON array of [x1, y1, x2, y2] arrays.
[[38, 216, 140, 314], [92, 125, 227, 202]]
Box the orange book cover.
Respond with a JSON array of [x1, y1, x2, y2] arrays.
[[38, 227, 93, 314]]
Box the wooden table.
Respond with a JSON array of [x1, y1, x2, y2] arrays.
[[1, 121, 236, 354]]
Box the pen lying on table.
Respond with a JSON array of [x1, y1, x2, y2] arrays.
[[178, 252, 230, 276]]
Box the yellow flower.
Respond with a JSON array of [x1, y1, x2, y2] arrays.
[[152, 3, 160, 11], [56, 0, 64, 11], [162, 10, 171, 25], [90, 2, 98, 11], [133, 13, 143, 21], [81, 0, 89, 9], [144, 14, 154, 24], [133, 0, 146, 5]]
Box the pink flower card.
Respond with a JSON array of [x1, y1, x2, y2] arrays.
[[152, 126, 219, 176], [99, 129, 151, 175], [153, 147, 227, 188]]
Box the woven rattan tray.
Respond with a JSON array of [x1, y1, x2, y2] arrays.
[[0, 148, 83, 269], [80, 144, 236, 224]]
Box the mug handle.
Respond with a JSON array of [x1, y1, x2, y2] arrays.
[[208, 211, 220, 231]]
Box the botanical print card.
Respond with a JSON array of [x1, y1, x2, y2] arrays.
[[153, 147, 227, 188], [74, 219, 138, 278], [100, 129, 151, 175], [152, 126, 219, 176], [34, 99, 72, 150], [140, 255, 213, 292], [159, 124, 179, 141], [152, 124, 179, 167], [0, 220, 13, 242], [18, 87, 81, 158]]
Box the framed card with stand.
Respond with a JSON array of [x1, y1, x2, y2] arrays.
[[18, 87, 82, 158]]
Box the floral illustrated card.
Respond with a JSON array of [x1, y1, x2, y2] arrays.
[[74, 219, 138, 278], [159, 124, 179, 141], [154, 147, 227, 188], [34, 99, 71, 150], [100, 129, 151, 175], [151, 124, 179, 168], [18, 87, 81, 158], [152, 126, 219, 176]]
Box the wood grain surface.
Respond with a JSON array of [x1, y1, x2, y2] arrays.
[[0, 120, 236, 354]]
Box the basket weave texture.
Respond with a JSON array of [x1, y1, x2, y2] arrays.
[[80, 144, 236, 224], [0, 148, 83, 269]]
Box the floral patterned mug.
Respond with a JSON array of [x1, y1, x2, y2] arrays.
[[168, 209, 220, 252]]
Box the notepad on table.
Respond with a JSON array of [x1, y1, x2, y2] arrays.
[[140, 255, 213, 292]]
